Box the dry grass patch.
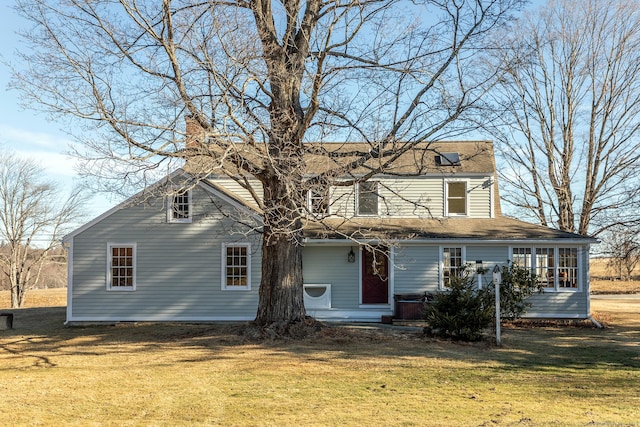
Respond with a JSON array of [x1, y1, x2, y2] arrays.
[[1, 289, 640, 426]]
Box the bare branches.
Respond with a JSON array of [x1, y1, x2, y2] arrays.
[[0, 152, 87, 307], [489, 0, 640, 236]]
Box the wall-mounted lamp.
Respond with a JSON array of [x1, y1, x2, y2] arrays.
[[347, 247, 356, 263]]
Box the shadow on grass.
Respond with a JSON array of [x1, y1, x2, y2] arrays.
[[1, 306, 639, 373]]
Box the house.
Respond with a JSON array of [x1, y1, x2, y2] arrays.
[[62, 141, 598, 324]]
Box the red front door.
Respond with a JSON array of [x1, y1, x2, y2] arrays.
[[362, 246, 389, 304]]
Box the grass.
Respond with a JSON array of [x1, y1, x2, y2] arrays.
[[1, 288, 639, 426], [590, 258, 640, 294]]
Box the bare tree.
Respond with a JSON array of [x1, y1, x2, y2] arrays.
[[11, 0, 523, 326], [602, 225, 640, 281], [0, 152, 86, 308], [488, 0, 640, 236]]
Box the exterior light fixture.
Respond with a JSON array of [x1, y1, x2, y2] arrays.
[[347, 247, 356, 263]]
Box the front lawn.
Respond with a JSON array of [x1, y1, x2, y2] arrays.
[[0, 290, 638, 426]]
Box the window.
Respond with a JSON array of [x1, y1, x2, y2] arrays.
[[510, 247, 578, 290], [308, 188, 329, 215], [107, 244, 136, 291], [446, 181, 467, 215], [168, 190, 191, 223], [558, 248, 578, 288], [535, 248, 555, 288], [222, 243, 251, 290], [512, 247, 532, 269], [357, 181, 379, 215], [443, 247, 463, 287]]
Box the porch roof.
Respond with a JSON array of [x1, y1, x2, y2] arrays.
[[302, 216, 598, 242]]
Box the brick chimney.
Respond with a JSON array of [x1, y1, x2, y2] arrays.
[[185, 114, 205, 150]]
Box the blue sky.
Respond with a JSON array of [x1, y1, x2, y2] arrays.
[[0, 3, 116, 221]]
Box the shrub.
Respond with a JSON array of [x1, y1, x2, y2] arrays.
[[424, 264, 543, 341], [488, 262, 542, 321], [423, 269, 493, 341]]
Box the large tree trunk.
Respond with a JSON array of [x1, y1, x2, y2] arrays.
[[254, 163, 307, 326], [255, 231, 306, 325]]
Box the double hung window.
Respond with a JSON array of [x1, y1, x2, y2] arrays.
[[168, 190, 191, 223], [222, 243, 251, 290], [107, 243, 136, 291], [446, 181, 467, 216], [308, 188, 329, 216], [357, 181, 379, 216]]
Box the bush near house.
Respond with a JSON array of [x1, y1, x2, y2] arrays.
[[424, 264, 541, 341]]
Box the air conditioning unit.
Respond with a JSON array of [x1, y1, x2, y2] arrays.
[[303, 284, 331, 309]]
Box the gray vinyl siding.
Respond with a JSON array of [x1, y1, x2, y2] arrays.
[[302, 245, 360, 309], [210, 175, 493, 219], [465, 246, 509, 266], [393, 245, 440, 293], [525, 292, 588, 318], [391, 243, 589, 318], [69, 186, 261, 321]]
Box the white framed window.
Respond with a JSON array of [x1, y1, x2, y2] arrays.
[[558, 247, 578, 289], [167, 190, 192, 223], [107, 243, 136, 291], [357, 181, 379, 216], [535, 247, 555, 288], [510, 247, 579, 291], [308, 188, 330, 216], [512, 247, 532, 269], [222, 243, 251, 290], [442, 246, 464, 287], [445, 180, 468, 216]]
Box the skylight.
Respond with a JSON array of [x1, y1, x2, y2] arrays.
[[436, 152, 461, 166]]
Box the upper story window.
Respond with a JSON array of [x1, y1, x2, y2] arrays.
[[168, 190, 191, 223], [511, 247, 578, 290], [446, 181, 467, 216], [222, 243, 251, 290], [107, 243, 136, 291], [308, 188, 329, 216], [357, 181, 379, 216]]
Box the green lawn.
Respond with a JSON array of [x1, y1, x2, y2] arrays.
[[0, 294, 639, 426]]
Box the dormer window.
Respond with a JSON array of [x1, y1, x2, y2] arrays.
[[308, 188, 329, 216], [357, 181, 379, 216], [168, 190, 191, 223], [445, 181, 467, 216]]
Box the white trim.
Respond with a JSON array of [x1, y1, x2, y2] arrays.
[[389, 246, 395, 306], [66, 315, 256, 323], [65, 309, 395, 324], [521, 312, 589, 319], [444, 178, 470, 217], [65, 239, 74, 323], [508, 245, 583, 292], [221, 242, 252, 291], [166, 189, 192, 223], [489, 176, 495, 218], [106, 242, 137, 291]]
